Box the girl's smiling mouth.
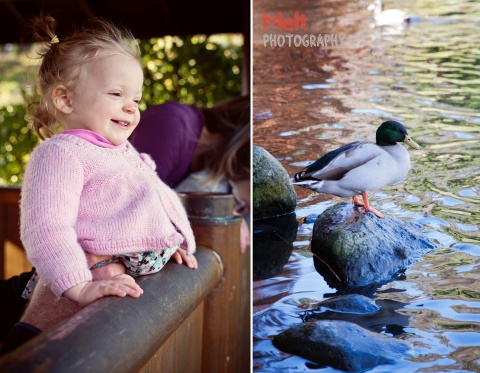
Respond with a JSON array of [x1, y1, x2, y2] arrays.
[[112, 119, 130, 128]]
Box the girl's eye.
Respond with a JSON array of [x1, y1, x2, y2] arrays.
[[134, 99, 141, 104], [110, 92, 121, 97]]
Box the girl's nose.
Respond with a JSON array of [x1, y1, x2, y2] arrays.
[[123, 102, 136, 114]]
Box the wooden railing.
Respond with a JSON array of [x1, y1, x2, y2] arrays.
[[0, 188, 251, 372]]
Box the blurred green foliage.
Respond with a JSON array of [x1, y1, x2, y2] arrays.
[[0, 34, 243, 186], [140, 34, 243, 109], [0, 104, 38, 184]]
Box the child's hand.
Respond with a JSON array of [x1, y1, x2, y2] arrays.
[[171, 248, 198, 269], [238, 217, 250, 254], [63, 274, 143, 307], [233, 207, 250, 254]]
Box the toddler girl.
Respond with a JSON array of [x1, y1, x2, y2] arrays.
[[20, 14, 197, 308]]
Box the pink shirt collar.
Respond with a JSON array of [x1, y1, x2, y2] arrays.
[[62, 129, 127, 148]]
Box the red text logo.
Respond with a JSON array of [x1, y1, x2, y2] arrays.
[[262, 12, 308, 31]]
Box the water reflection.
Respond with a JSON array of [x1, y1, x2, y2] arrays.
[[253, 213, 298, 281], [253, 0, 480, 371]]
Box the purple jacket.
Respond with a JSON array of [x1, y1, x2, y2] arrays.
[[129, 102, 205, 188]]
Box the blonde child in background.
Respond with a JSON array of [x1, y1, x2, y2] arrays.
[[130, 95, 251, 252]]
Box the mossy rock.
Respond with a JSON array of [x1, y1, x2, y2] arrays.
[[311, 202, 436, 289], [253, 145, 296, 220]]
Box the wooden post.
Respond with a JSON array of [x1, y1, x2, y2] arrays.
[[179, 192, 251, 373], [0, 186, 24, 279]]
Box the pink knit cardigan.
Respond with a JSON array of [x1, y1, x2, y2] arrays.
[[20, 133, 196, 297]]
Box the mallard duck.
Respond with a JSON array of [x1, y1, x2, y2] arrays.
[[368, 0, 410, 26], [292, 120, 420, 218]]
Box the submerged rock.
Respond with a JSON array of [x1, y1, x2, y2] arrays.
[[311, 202, 436, 289], [272, 320, 411, 372], [253, 145, 296, 219], [300, 294, 380, 324], [303, 214, 318, 225], [310, 294, 380, 314]]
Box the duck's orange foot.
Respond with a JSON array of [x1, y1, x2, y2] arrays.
[[352, 196, 364, 206], [361, 192, 384, 219], [364, 206, 384, 219]]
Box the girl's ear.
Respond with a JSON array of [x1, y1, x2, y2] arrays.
[[52, 85, 73, 114]]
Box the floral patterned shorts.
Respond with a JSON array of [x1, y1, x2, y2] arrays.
[[21, 246, 179, 300]]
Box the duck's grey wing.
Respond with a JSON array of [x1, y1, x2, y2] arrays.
[[300, 141, 386, 181]]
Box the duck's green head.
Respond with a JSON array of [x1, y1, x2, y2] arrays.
[[376, 120, 421, 149]]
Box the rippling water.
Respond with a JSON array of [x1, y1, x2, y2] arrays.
[[253, 0, 480, 371]]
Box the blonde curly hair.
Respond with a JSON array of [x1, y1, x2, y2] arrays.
[[25, 13, 141, 139]]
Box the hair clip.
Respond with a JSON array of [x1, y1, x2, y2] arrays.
[[50, 35, 59, 44]]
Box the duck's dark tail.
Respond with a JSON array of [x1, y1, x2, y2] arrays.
[[293, 170, 305, 182], [292, 168, 308, 183]]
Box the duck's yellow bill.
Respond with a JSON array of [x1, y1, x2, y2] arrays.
[[404, 136, 421, 149]]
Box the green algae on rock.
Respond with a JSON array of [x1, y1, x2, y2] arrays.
[[311, 202, 436, 289], [253, 145, 296, 220]]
